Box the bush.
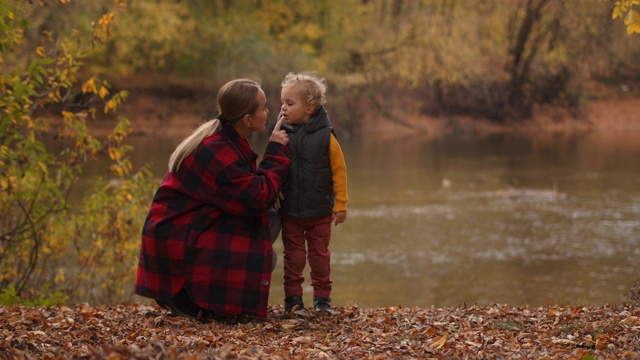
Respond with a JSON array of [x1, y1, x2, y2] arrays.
[[0, 0, 156, 306]]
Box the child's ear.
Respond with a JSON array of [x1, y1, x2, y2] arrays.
[[305, 102, 316, 115]]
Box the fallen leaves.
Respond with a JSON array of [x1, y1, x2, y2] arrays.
[[429, 335, 447, 350], [0, 303, 639, 359]]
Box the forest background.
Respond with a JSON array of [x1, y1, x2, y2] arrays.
[[1, 0, 639, 307]]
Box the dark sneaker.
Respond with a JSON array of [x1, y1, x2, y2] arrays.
[[313, 296, 333, 315], [284, 296, 307, 315]]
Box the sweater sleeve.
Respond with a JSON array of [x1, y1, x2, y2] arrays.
[[329, 133, 348, 212], [179, 139, 290, 217]]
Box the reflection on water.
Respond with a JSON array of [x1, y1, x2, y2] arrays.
[[109, 129, 640, 308]]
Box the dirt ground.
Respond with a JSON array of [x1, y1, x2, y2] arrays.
[[2, 302, 639, 359]]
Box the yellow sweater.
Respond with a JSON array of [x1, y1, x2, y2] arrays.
[[329, 133, 348, 212]]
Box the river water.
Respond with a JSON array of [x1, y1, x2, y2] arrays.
[[121, 127, 640, 309]]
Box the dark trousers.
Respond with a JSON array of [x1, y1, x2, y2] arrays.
[[281, 214, 333, 299]]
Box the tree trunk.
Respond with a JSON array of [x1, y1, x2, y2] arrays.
[[501, 0, 551, 123]]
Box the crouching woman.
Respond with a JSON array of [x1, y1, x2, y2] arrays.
[[135, 79, 289, 321]]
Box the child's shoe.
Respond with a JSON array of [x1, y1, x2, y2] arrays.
[[284, 296, 308, 316], [313, 296, 333, 315]]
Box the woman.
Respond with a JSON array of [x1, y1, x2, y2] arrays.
[[135, 79, 290, 321]]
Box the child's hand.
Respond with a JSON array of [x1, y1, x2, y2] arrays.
[[273, 192, 284, 210], [332, 211, 346, 226]]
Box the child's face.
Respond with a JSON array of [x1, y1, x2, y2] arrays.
[[280, 84, 314, 124]]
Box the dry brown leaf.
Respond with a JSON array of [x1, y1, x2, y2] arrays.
[[292, 336, 313, 344], [429, 334, 447, 349]]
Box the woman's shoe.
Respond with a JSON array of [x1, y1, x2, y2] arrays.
[[155, 287, 208, 321], [155, 299, 207, 321]]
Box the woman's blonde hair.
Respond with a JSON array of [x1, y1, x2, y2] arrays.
[[281, 72, 326, 110], [168, 79, 262, 172]]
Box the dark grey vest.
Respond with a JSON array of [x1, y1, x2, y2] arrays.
[[279, 107, 335, 218]]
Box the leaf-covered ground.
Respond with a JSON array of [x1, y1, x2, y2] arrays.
[[1, 303, 639, 359]]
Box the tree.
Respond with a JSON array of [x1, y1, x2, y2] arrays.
[[0, 0, 155, 305], [615, 1, 640, 305]]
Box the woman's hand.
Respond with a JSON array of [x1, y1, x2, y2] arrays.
[[269, 118, 289, 146]]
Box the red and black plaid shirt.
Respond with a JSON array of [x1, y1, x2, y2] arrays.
[[136, 125, 290, 317]]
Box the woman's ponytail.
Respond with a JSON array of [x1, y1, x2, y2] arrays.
[[168, 119, 220, 173]]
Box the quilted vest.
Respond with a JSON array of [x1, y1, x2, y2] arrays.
[[279, 106, 335, 218]]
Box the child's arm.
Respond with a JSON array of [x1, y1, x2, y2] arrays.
[[329, 133, 348, 225]]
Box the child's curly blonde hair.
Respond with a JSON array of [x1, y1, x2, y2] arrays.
[[281, 72, 327, 111]]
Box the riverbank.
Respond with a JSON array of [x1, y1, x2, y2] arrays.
[[109, 77, 640, 142], [2, 303, 638, 359], [358, 96, 640, 142]]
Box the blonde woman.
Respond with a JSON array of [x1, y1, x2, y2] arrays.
[[136, 79, 289, 321]]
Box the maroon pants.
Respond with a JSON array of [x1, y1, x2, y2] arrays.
[[281, 214, 333, 299]]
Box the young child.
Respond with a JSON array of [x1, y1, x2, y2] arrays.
[[277, 72, 348, 315]]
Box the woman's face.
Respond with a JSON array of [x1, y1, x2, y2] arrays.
[[280, 84, 313, 124], [249, 88, 269, 132]]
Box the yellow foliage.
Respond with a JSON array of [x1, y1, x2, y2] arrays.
[[82, 77, 97, 94], [98, 86, 109, 99], [36, 161, 47, 174], [55, 269, 65, 283], [303, 23, 323, 41], [104, 98, 117, 113], [94, 12, 115, 44], [614, 0, 640, 34], [625, 10, 640, 34], [108, 1, 195, 73], [107, 147, 119, 161]]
